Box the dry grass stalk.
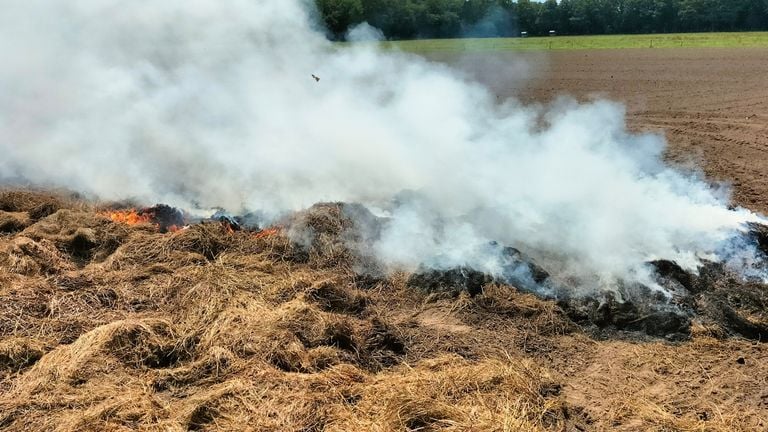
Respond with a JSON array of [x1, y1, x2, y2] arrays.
[[0, 195, 765, 431]]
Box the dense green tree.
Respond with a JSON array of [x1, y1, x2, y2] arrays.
[[620, 0, 655, 33], [538, 0, 560, 32], [315, 0, 363, 37], [740, 0, 768, 29], [654, 0, 681, 32], [360, 0, 420, 38], [417, 0, 464, 37], [460, 0, 517, 37], [460, 0, 497, 24], [315, 0, 768, 40], [558, 0, 576, 33], [678, 0, 706, 30], [516, 0, 539, 33], [576, 0, 621, 34]]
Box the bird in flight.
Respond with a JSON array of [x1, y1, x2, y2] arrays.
[[312, 74, 320, 82]]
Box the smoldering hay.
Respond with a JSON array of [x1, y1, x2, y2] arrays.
[[0, 0, 766, 292]]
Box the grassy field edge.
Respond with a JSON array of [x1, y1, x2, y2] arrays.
[[375, 32, 768, 52]]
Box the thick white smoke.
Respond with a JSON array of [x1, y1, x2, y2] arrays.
[[0, 0, 764, 291]]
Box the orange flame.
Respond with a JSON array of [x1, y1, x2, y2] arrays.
[[222, 222, 236, 234], [103, 209, 153, 226], [253, 227, 282, 239]]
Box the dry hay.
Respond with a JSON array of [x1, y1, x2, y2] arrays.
[[21, 209, 130, 265], [283, 202, 384, 272], [0, 188, 85, 220], [0, 252, 564, 431], [0, 337, 46, 375], [470, 284, 576, 337], [0, 211, 31, 234], [0, 189, 88, 236], [103, 224, 223, 270], [326, 355, 566, 432], [4, 237, 75, 275], [0, 194, 766, 431], [562, 335, 768, 431]]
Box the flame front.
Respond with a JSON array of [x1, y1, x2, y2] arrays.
[[222, 222, 235, 234], [104, 209, 153, 226], [253, 227, 282, 239]]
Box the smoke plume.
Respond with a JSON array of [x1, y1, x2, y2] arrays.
[[0, 0, 764, 292]]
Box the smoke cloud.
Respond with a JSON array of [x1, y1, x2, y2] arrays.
[[346, 22, 385, 42], [1, 0, 764, 292], [461, 6, 518, 38]]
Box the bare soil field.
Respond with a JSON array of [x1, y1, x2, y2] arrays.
[[430, 48, 768, 212], [1, 49, 768, 432]]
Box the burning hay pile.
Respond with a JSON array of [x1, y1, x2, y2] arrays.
[[0, 189, 766, 431], [3, 3, 768, 430], [0, 191, 575, 431]]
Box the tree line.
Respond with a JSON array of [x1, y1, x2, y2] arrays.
[[314, 0, 768, 39]]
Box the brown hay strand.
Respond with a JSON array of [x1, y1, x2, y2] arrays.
[[283, 203, 383, 272], [0, 189, 87, 220], [22, 210, 130, 264], [0, 338, 46, 373], [324, 355, 565, 432], [5, 237, 75, 275], [0, 211, 31, 234], [0, 190, 766, 431]]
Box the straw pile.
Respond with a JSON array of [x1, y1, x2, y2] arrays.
[[0, 190, 766, 431]]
